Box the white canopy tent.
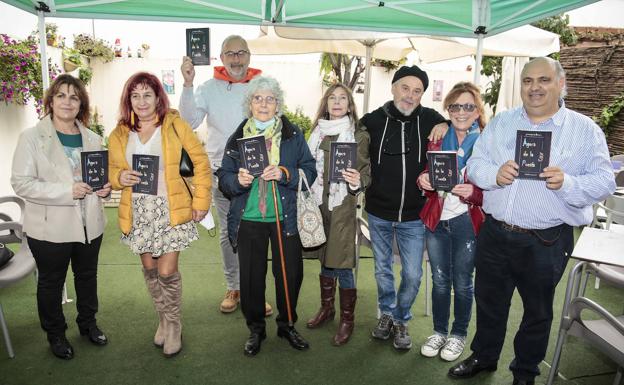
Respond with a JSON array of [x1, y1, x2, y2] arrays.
[[248, 25, 560, 112]]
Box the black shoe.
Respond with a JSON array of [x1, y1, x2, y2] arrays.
[[512, 379, 534, 385], [448, 354, 497, 379], [79, 325, 108, 346], [244, 331, 266, 357], [277, 326, 310, 351], [48, 335, 74, 360]]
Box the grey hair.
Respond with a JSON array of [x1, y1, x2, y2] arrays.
[[220, 35, 249, 53], [243, 76, 285, 118], [523, 57, 567, 98]]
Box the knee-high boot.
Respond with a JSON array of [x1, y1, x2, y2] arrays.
[[306, 275, 336, 328], [142, 268, 166, 347], [333, 288, 356, 346], [159, 272, 182, 357]]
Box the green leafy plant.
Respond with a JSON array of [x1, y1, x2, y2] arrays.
[[480, 56, 503, 114], [73, 34, 114, 62], [1, 34, 61, 114], [89, 106, 105, 136], [78, 66, 93, 85], [593, 92, 624, 138], [283, 105, 313, 140], [63, 47, 83, 65]]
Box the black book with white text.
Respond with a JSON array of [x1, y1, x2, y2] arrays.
[[514, 130, 552, 179], [132, 154, 159, 195], [237, 135, 269, 177], [427, 151, 459, 191]]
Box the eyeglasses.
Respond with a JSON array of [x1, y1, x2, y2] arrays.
[[223, 50, 249, 58], [448, 103, 477, 113], [251, 95, 277, 105]]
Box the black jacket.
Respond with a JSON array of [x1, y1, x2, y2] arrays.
[[360, 101, 445, 222]]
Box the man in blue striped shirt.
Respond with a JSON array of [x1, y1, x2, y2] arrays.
[[448, 57, 615, 385]]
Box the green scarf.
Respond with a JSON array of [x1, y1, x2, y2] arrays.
[[243, 117, 282, 217]]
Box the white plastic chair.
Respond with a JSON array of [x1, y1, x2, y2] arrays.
[[0, 196, 37, 358]]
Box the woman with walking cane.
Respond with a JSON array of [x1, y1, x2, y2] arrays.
[[217, 76, 317, 356]]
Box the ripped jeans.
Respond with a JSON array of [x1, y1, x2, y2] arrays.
[[425, 212, 475, 337]]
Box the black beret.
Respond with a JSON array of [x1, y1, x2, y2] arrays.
[[392, 65, 429, 91]]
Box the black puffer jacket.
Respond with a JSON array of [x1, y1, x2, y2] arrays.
[[360, 101, 445, 222]]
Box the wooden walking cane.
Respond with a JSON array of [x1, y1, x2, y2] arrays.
[[271, 180, 294, 327]]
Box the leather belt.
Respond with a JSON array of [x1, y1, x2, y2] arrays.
[[488, 215, 532, 233]]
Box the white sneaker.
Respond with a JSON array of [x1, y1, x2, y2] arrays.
[[440, 336, 466, 361], [420, 334, 447, 357]]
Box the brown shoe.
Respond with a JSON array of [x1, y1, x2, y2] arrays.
[[220, 290, 240, 313], [333, 288, 356, 346], [265, 302, 273, 317], [307, 275, 336, 328]]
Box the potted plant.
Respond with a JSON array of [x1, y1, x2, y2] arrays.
[[73, 34, 115, 62], [63, 47, 83, 72], [1, 34, 60, 114], [46, 23, 58, 47], [78, 67, 93, 86]]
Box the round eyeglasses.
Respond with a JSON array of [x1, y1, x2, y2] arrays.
[[252, 95, 277, 105]]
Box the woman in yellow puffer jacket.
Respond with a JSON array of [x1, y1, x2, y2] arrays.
[[108, 72, 211, 358]]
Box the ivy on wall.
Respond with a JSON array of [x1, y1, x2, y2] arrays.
[[593, 92, 624, 137]]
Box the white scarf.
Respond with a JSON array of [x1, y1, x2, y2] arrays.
[[307, 116, 355, 211]]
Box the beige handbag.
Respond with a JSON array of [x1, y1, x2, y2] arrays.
[[296, 169, 326, 248]]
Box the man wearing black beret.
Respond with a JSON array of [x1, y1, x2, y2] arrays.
[[354, 65, 447, 351]]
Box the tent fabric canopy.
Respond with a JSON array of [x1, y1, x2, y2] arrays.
[[248, 25, 560, 63], [4, 0, 598, 38]]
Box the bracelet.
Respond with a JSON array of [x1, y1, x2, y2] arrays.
[[278, 166, 290, 182]]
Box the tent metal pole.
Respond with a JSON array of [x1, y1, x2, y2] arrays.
[[473, 33, 484, 85], [363, 45, 372, 114], [37, 10, 50, 91]]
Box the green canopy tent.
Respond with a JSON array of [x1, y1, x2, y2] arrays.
[[2, 0, 599, 90]]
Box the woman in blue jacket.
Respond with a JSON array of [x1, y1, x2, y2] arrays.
[[217, 76, 316, 357]]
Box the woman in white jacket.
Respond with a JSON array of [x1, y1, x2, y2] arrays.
[[11, 74, 111, 360]]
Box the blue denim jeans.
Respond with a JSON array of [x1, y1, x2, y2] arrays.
[[368, 212, 425, 324], [425, 212, 475, 338], [321, 266, 355, 289]]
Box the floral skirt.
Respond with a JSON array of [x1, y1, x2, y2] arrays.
[[121, 194, 198, 258]]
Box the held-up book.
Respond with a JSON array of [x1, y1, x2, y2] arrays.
[[132, 154, 159, 195], [329, 142, 357, 183], [237, 135, 269, 177], [514, 130, 552, 179], [81, 150, 108, 191], [427, 151, 459, 191], [186, 28, 210, 66]]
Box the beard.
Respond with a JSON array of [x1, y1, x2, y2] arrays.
[[394, 101, 416, 116]]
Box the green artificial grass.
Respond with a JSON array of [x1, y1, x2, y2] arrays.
[[0, 208, 621, 385]]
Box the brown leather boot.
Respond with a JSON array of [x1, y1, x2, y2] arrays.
[[142, 268, 166, 347], [160, 272, 182, 357], [306, 275, 336, 329], [333, 288, 357, 346]]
